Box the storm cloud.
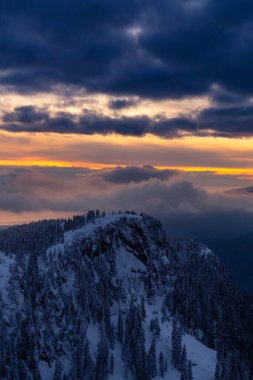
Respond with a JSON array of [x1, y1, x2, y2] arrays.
[[3, 104, 253, 137], [0, 0, 252, 105], [101, 166, 177, 183]]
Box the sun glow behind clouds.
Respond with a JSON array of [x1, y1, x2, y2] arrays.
[[1, 130, 253, 177]]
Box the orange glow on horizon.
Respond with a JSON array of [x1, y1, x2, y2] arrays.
[[1, 159, 253, 177], [0, 159, 121, 169], [155, 166, 253, 176]]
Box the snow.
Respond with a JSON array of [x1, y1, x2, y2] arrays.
[[47, 213, 141, 255], [39, 362, 53, 380], [1, 213, 218, 380], [183, 334, 216, 380], [65, 214, 140, 244], [109, 297, 216, 380], [86, 324, 100, 357], [45, 213, 217, 380], [116, 246, 146, 278], [199, 243, 214, 258]]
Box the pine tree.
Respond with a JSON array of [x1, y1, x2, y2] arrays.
[[104, 302, 114, 349], [109, 354, 114, 375], [223, 355, 232, 380], [180, 346, 188, 380], [188, 360, 193, 380], [148, 337, 157, 377], [180, 365, 188, 380], [181, 345, 187, 371], [95, 336, 109, 380], [150, 318, 160, 338], [171, 319, 182, 371], [164, 358, 168, 373], [117, 310, 123, 344], [141, 297, 146, 320], [215, 351, 221, 380], [53, 359, 62, 380], [123, 302, 150, 380], [83, 340, 94, 380], [159, 352, 165, 377]]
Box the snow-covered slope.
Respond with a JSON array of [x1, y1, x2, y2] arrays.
[[0, 212, 251, 379]]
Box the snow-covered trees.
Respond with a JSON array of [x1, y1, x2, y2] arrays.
[[171, 318, 182, 371], [95, 336, 109, 380], [123, 301, 150, 380], [53, 359, 62, 380], [215, 350, 250, 380], [171, 322, 194, 379], [148, 337, 157, 377], [109, 354, 114, 375], [117, 310, 124, 344], [0, 210, 252, 379], [150, 317, 161, 339], [159, 352, 165, 377]]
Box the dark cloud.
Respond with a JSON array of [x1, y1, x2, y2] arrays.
[[1, 107, 196, 137], [3, 104, 253, 137], [210, 87, 249, 106], [0, 0, 252, 103], [198, 105, 253, 136], [108, 98, 138, 110], [101, 165, 177, 183], [3, 106, 49, 124]]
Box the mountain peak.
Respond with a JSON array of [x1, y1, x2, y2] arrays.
[[0, 211, 251, 379]]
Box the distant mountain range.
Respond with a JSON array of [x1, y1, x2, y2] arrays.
[[226, 186, 253, 195]]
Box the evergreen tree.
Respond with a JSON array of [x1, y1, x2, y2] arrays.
[[180, 364, 188, 380], [180, 346, 189, 380], [117, 310, 124, 344], [150, 318, 160, 338], [181, 345, 187, 371], [164, 358, 168, 373], [95, 336, 109, 380], [188, 360, 193, 380], [159, 352, 165, 377], [148, 337, 157, 377], [171, 319, 182, 371], [109, 354, 114, 375], [104, 302, 114, 349], [53, 359, 62, 380], [141, 297, 146, 320], [123, 301, 150, 380], [83, 340, 94, 380]]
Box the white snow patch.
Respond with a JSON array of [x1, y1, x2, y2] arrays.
[[199, 243, 214, 258], [116, 246, 146, 279]]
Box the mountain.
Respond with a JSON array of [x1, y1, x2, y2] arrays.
[[0, 211, 252, 379]]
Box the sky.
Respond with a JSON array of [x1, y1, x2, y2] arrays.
[[1, 0, 253, 238]]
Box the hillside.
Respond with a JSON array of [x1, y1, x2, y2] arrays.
[[0, 212, 252, 379]]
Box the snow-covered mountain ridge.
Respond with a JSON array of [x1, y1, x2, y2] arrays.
[[0, 211, 252, 379]]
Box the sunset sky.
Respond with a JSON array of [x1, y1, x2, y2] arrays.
[[1, 0, 253, 237]]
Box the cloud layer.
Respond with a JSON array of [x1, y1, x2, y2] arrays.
[[3, 104, 253, 138], [1, 165, 253, 239]]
